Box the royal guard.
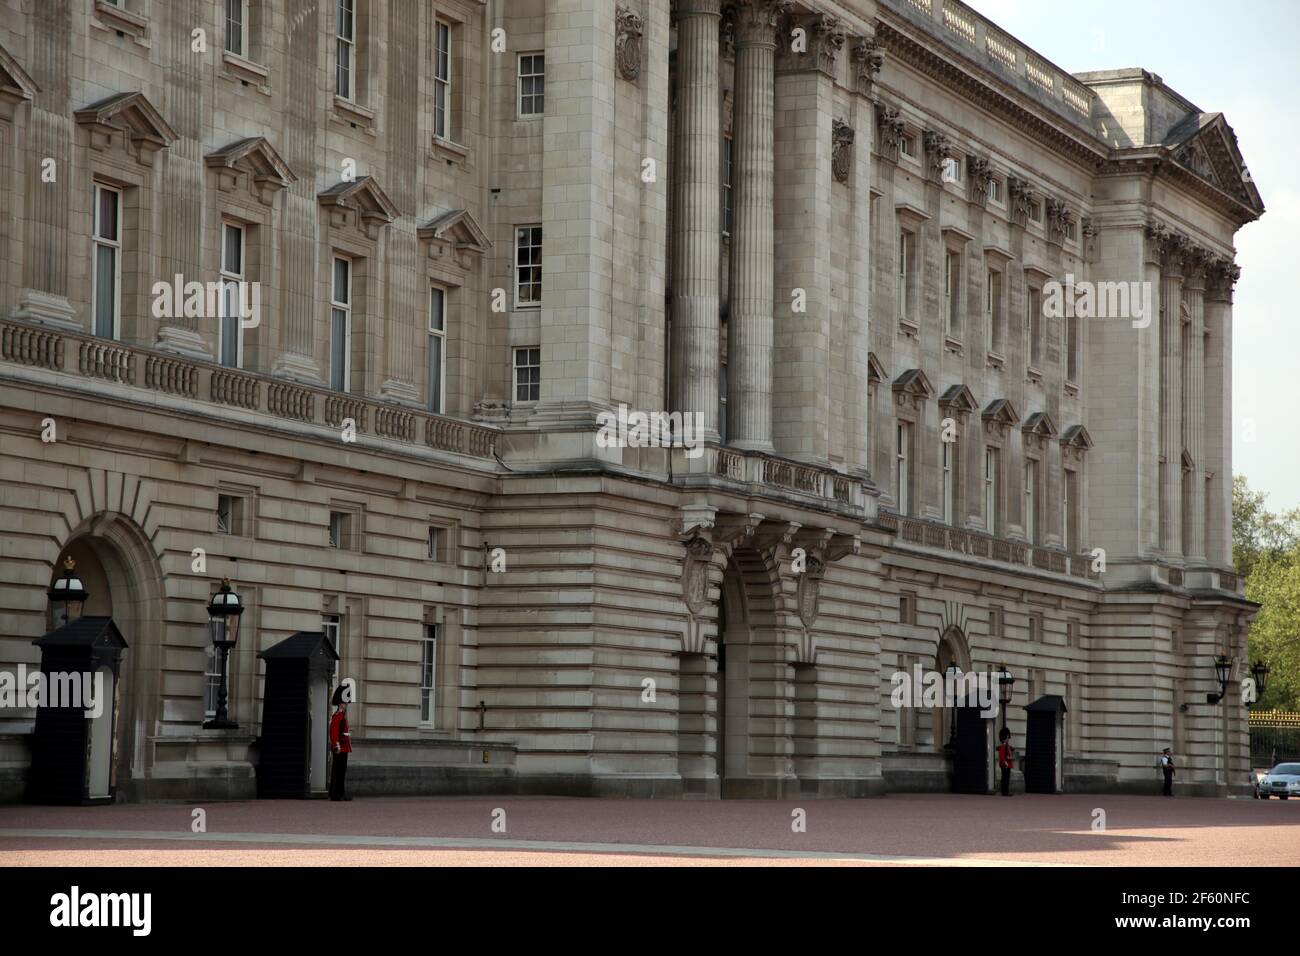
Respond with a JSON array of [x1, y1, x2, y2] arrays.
[[328, 686, 353, 802], [997, 727, 1015, 796], [1160, 747, 1175, 797]]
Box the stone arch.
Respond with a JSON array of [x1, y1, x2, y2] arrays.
[[933, 625, 973, 752]]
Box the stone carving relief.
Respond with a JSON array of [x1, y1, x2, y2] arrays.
[[616, 6, 644, 82], [831, 119, 854, 183], [850, 36, 883, 96]]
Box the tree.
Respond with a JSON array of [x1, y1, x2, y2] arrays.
[[1233, 475, 1300, 579], [1235, 476, 1300, 710]]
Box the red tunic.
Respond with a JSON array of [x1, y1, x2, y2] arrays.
[[997, 743, 1014, 769], [329, 711, 352, 753]]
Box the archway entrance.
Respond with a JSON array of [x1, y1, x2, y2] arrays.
[[716, 563, 749, 787]]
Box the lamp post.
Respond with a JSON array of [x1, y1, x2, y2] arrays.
[[203, 578, 243, 730], [1249, 660, 1270, 707], [46, 557, 89, 626], [945, 663, 962, 750], [1206, 654, 1235, 705], [997, 664, 1015, 735]]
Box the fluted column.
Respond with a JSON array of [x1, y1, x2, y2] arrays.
[[1183, 254, 1208, 562], [1158, 236, 1187, 555], [669, 0, 722, 440], [1204, 259, 1238, 568], [726, 0, 785, 451]]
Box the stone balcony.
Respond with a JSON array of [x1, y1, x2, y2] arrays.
[[0, 319, 499, 463]]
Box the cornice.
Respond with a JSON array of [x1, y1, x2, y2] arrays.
[[1098, 150, 1262, 228]]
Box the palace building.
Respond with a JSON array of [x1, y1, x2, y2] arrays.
[[0, 0, 1264, 802]]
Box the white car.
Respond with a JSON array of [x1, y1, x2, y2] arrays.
[[1257, 763, 1300, 799]]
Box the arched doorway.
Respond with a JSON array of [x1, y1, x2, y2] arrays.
[[934, 626, 972, 753], [47, 513, 166, 798], [716, 563, 748, 786]]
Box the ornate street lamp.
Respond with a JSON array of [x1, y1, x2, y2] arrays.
[[1206, 653, 1235, 705], [203, 578, 243, 730], [997, 664, 1015, 734], [1250, 659, 1270, 706], [945, 663, 962, 750], [47, 556, 89, 626]]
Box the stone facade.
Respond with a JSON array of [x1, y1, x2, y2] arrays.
[[0, 0, 1263, 801]]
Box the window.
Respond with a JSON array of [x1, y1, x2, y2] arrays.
[[945, 250, 961, 337], [224, 0, 248, 57], [428, 286, 446, 414], [988, 178, 1002, 203], [899, 591, 917, 626], [518, 52, 544, 117], [322, 613, 343, 659], [419, 624, 437, 725], [1066, 309, 1080, 382], [514, 346, 540, 403], [1028, 614, 1042, 643], [219, 221, 245, 369], [989, 605, 1003, 639], [1025, 285, 1042, 369], [941, 156, 961, 183], [434, 20, 452, 139], [941, 439, 955, 526], [1064, 468, 1080, 552], [328, 511, 351, 549], [330, 257, 351, 391], [426, 525, 443, 561], [897, 230, 914, 322], [1066, 619, 1078, 647], [204, 645, 229, 720], [722, 136, 734, 237], [900, 134, 916, 157], [984, 446, 999, 535], [92, 182, 122, 340], [986, 269, 1003, 354], [216, 494, 243, 535], [1064, 219, 1077, 241], [515, 225, 543, 308], [1024, 459, 1038, 544], [1028, 199, 1042, 223], [895, 421, 911, 515], [336, 0, 355, 100]]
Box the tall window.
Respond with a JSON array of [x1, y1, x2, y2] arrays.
[[336, 0, 355, 100], [330, 257, 351, 392], [986, 269, 1003, 354], [1025, 285, 1042, 368], [945, 250, 961, 337], [898, 231, 913, 321], [420, 624, 437, 725], [224, 0, 248, 57], [428, 286, 446, 414], [1024, 459, 1038, 544], [518, 52, 544, 118], [722, 136, 734, 237], [434, 20, 452, 139], [515, 225, 542, 308], [987, 178, 1002, 203], [92, 183, 122, 340], [984, 447, 999, 535], [941, 439, 955, 525], [1064, 468, 1079, 552], [1066, 310, 1080, 382], [895, 421, 911, 515], [204, 645, 229, 719], [219, 222, 245, 369], [322, 613, 343, 660], [514, 346, 540, 403]]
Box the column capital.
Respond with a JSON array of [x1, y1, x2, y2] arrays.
[[777, 11, 845, 75], [729, 0, 791, 47], [1206, 256, 1241, 303], [674, 0, 723, 21], [850, 35, 884, 96]]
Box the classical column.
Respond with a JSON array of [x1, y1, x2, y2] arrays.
[[725, 0, 786, 452], [669, 0, 722, 440], [1203, 258, 1239, 568], [1182, 250, 1209, 563], [1157, 230, 1187, 555]]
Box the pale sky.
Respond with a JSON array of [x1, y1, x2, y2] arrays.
[[964, 0, 1300, 510]]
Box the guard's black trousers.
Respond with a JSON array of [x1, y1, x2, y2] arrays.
[[1001, 766, 1011, 795], [330, 752, 348, 800], [1162, 770, 1174, 796]]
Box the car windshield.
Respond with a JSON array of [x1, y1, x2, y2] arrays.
[[1270, 764, 1300, 775]]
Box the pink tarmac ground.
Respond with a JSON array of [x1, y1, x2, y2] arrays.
[[1, 793, 1297, 866]]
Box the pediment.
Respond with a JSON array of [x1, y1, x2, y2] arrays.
[[938, 383, 979, 415], [982, 398, 1020, 427], [866, 351, 887, 385], [206, 137, 296, 189], [318, 176, 399, 237], [74, 91, 177, 164], [0, 42, 38, 114], [1059, 424, 1093, 450], [892, 367, 934, 400], [1021, 410, 1059, 438], [1167, 112, 1264, 219], [418, 209, 491, 255]]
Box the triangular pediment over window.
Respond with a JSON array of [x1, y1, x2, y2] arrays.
[[319, 176, 399, 224], [892, 368, 934, 400], [1164, 111, 1264, 222], [0, 42, 38, 117], [938, 383, 979, 415], [74, 91, 177, 163], [1059, 424, 1093, 450], [866, 352, 887, 386], [1021, 411, 1059, 439], [205, 136, 296, 191], [418, 209, 491, 256], [982, 398, 1020, 428]]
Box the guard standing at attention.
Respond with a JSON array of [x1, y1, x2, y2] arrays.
[[329, 686, 353, 802], [997, 727, 1015, 796]]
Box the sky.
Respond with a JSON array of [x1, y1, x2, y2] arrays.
[[964, 0, 1300, 512]]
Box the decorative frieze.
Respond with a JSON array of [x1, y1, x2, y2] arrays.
[[615, 6, 644, 82], [831, 119, 854, 184]]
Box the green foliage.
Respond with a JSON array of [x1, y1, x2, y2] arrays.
[[1235, 476, 1300, 710]]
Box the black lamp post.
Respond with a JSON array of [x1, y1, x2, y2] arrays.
[[47, 557, 89, 626], [945, 663, 962, 750], [1249, 660, 1270, 707], [1206, 654, 1235, 705], [203, 578, 243, 730], [997, 664, 1015, 734]]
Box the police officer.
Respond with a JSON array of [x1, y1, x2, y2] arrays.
[[329, 686, 353, 801], [997, 727, 1014, 796], [1160, 747, 1175, 797]]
